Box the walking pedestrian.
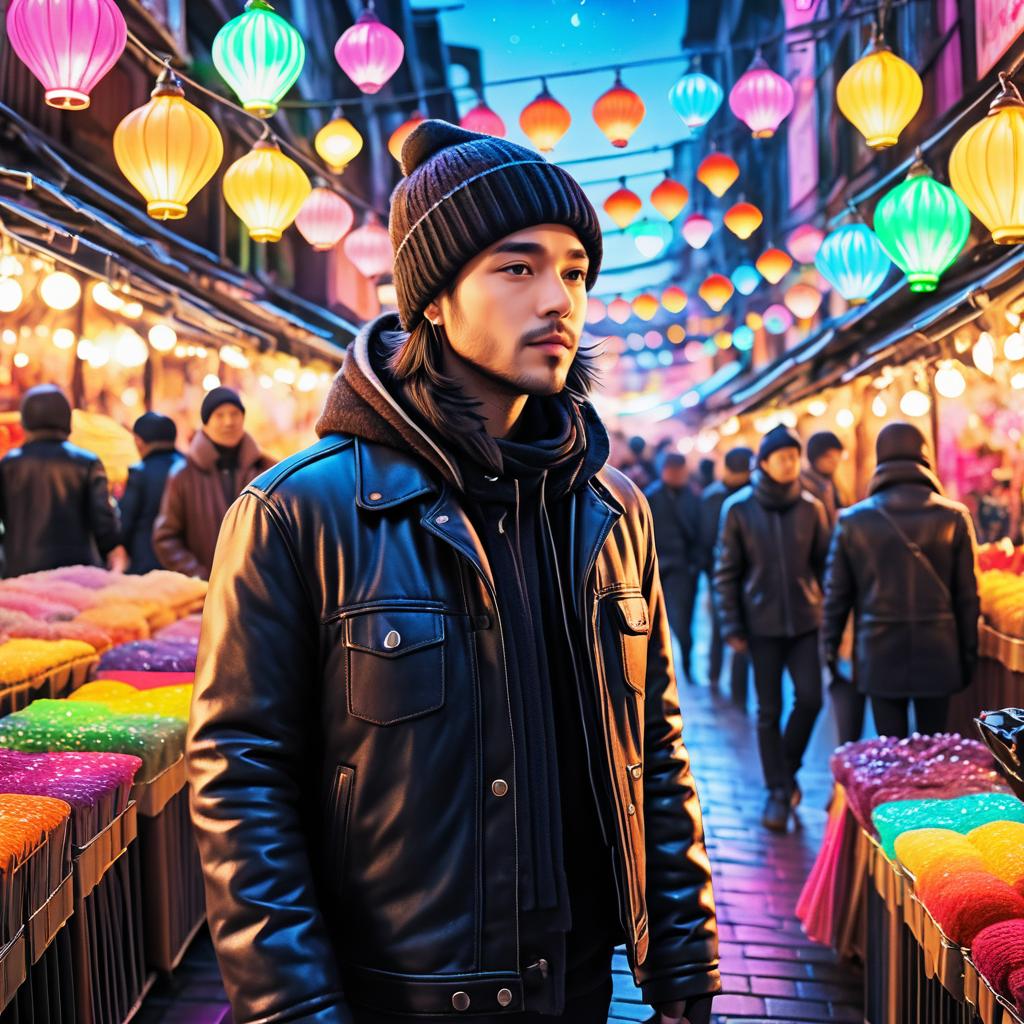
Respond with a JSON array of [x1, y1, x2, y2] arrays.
[[187, 121, 718, 1024], [713, 425, 831, 832], [822, 422, 980, 739], [152, 387, 274, 580], [802, 431, 845, 529]]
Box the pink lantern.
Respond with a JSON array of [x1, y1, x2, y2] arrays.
[[784, 282, 823, 319], [607, 297, 631, 324], [682, 212, 713, 249], [334, 5, 404, 95], [786, 224, 825, 264], [296, 187, 355, 251], [585, 296, 606, 324], [460, 100, 506, 137], [729, 52, 795, 138], [343, 215, 393, 279], [763, 303, 794, 333], [6, 0, 127, 110]]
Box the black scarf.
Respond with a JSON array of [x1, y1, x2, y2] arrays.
[[752, 467, 803, 511]]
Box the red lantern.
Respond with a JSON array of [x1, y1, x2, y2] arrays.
[[632, 293, 659, 321], [699, 274, 734, 312], [295, 187, 354, 250], [661, 286, 687, 313], [723, 201, 763, 240], [592, 72, 645, 148], [696, 152, 739, 197], [682, 212, 713, 249], [603, 181, 642, 229], [650, 176, 688, 221], [756, 246, 794, 284], [520, 83, 571, 152], [343, 214, 393, 279], [388, 112, 425, 165], [607, 296, 631, 324], [460, 100, 506, 137]]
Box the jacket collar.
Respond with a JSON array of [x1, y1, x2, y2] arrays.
[[355, 439, 437, 511], [869, 458, 944, 497], [188, 429, 264, 474]]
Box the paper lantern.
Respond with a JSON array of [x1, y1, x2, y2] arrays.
[[723, 201, 763, 239], [787, 224, 824, 264], [315, 115, 363, 171], [603, 182, 642, 229], [607, 297, 631, 324], [814, 223, 891, 304], [295, 187, 354, 250], [934, 362, 966, 399], [949, 73, 1024, 244], [113, 73, 224, 221], [697, 152, 739, 197], [755, 246, 793, 284], [212, 0, 305, 118], [632, 293, 659, 321], [585, 297, 606, 324], [592, 73, 645, 148], [40, 271, 81, 310], [661, 286, 687, 313], [667, 70, 723, 129], [343, 215, 393, 279], [650, 176, 688, 220], [5, 0, 126, 110], [699, 274, 733, 312], [873, 162, 970, 292], [460, 100, 506, 137], [731, 263, 760, 295], [763, 303, 793, 333], [784, 282, 822, 319], [628, 219, 672, 258], [837, 26, 922, 150], [388, 112, 425, 165], [682, 213, 713, 249], [334, 5, 404, 95], [899, 389, 930, 418], [732, 324, 755, 351], [223, 139, 311, 243], [729, 53, 794, 139], [519, 84, 571, 152]]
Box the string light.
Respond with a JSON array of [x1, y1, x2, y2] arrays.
[[900, 389, 930, 417], [607, 297, 631, 324], [39, 270, 81, 310], [835, 408, 856, 428], [627, 218, 672, 258], [872, 394, 888, 417], [934, 361, 966, 398], [808, 399, 828, 417], [585, 297, 606, 324], [148, 324, 177, 352], [632, 293, 659, 321], [763, 303, 793, 333], [52, 328, 76, 349], [1005, 332, 1024, 361], [0, 279, 23, 313]]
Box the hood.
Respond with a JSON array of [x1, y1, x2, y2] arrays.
[[869, 458, 944, 498], [188, 430, 264, 475]]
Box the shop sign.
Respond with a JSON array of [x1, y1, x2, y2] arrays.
[[976, 0, 1024, 77]]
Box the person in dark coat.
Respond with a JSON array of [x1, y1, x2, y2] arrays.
[[713, 426, 831, 832], [0, 385, 126, 577], [801, 431, 845, 529], [696, 458, 716, 494], [646, 452, 703, 684], [119, 413, 185, 575], [822, 422, 980, 739]]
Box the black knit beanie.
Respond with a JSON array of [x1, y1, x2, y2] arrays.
[[20, 384, 72, 434], [876, 421, 931, 468], [200, 387, 244, 425], [807, 431, 843, 464], [758, 425, 802, 463], [724, 446, 754, 473], [389, 120, 603, 330], [133, 412, 177, 444]]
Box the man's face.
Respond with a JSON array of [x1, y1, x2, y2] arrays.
[[662, 463, 689, 489], [429, 224, 590, 397], [204, 404, 246, 447], [814, 449, 842, 477], [761, 447, 802, 485], [723, 468, 750, 489]]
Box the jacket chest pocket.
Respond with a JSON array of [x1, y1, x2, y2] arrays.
[[344, 609, 446, 725], [610, 594, 650, 695]]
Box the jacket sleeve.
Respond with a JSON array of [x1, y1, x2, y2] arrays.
[[187, 491, 351, 1024], [153, 470, 206, 578], [635, 493, 720, 1005], [712, 504, 746, 641], [697, 496, 717, 573], [118, 468, 143, 549], [812, 501, 832, 582], [87, 459, 122, 556], [822, 519, 854, 666], [953, 511, 981, 683]]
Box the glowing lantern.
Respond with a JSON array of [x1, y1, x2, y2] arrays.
[[213, 0, 305, 118], [607, 297, 631, 324], [934, 362, 966, 398], [733, 324, 755, 351], [729, 52, 795, 138], [295, 187, 355, 250], [113, 72, 223, 221], [746, 311, 763, 330], [755, 246, 793, 284], [732, 264, 760, 295], [148, 324, 176, 352], [696, 152, 739, 197], [315, 115, 363, 171], [5, 0, 126, 110], [899, 389, 930, 418], [661, 286, 687, 314], [723, 201, 763, 239], [787, 224, 824, 264], [388, 112, 426, 165], [592, 73, 645, 147], [714, 331, 733, 350], [667, 324, 686, 344], [334, 5, 404, 95], [223, 139, 311, 243], [1006, 332, 1024, 360], [682, 213, 713, 249], [763, 304, 793, 333], [40, 270, 81, 310], [699, 274, 734, 312], [519, 83, 571, 152], [650, 176, 688, 221], [628, 219, 673, 258], [949, 73, 1024, 244], [460, 100, 506, 137], [603, 181, 642, 229], [973, 332, 996, 376], [667, 69, 723, 129], [784, 282, 822, 319], [343, 215, 393, 279], [837, 25, 922, 150], [873, 160, 970, 293], [585, 297, 606, 324], [0, 279, 23, 313], [632, 293, 659, 321], [814, 223, 891, 304]]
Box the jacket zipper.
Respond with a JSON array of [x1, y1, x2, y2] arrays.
[[773, 511, 794, 636]]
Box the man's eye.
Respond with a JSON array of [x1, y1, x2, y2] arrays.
[[565, 269, 586, 281], [502, 263, 530, 276]]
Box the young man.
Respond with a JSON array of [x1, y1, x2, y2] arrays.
[[188, 122, 718, 1024], [801, 431, 845, 529], [713, 426, 830, 832]]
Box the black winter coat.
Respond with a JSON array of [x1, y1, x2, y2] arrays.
[[698, 481, 742, 575], [119, 448, 185, 574], [645, 482, 701, 578], [822, 460, 980, 699]]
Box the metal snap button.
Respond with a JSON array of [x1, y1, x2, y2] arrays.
[[497, 988, 513, 1007], [484, 474, 499, 482], [627, 803, 636, 816], [435, 514, 449, 525], [491, 779, 508, 797], [630, 765, 642, 780], [368, 491, 382, 501], [383, 630, 401, 650], [452, 992, 470, 1012]]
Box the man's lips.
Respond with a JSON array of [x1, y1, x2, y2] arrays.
[[525, 332, 574, 351]]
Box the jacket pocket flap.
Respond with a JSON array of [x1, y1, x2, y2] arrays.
[[613, 595, 650, 635], [345, 610, 445, 658]]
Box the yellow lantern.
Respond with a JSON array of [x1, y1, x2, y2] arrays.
[[950, 73, 1024, 244], [836, 25, 922, 149], [223, 139, 311, 242], [314, 114, 363, 171], [723, 201, 763, 240], [113, 72, 223, 220]]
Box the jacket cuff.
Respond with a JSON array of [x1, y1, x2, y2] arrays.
[[641, 970, 721, 1007]]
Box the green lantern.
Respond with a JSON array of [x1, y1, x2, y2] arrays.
[[872, 159, 971, 293], [212, 0, 305, 118]]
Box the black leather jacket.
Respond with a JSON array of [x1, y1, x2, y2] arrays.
[[119, 448, 185, 574]]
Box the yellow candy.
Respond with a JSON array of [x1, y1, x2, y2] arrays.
[[894, 828, 986, 879], [968, 821, 1024, 885]]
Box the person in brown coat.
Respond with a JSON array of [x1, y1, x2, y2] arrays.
[[153, 388, 274, 579]]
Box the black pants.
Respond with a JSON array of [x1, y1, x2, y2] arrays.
[[661, 570, 696, 680], [830, 672, 866, 746], [749, 632, 823, 791], [870, 695, 950, 738]]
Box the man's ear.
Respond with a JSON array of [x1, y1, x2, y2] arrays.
[[424, 299, 443, 327]]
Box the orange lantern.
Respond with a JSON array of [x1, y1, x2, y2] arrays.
[[632, 293, 659, 321], [756, 246, 793, 284], [603, 180, 642, 229], [520, 82, 571, 152], [388, 111, 425, 164], [592, 72, 645, 148], [650, 175, 688, 220], [784, 282, 823, 319], [661, 285, 687, 313], [696, 152, 739, 197], [723, 201, 763, 239], [699, 274, 734, 312]]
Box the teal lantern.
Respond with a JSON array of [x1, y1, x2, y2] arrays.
[[873, 160, 971, 293], [732, 324, 755, 351], [815, 223, 891, 305], [668, 70, 723, 130], [731, 263, 760, 295], [627, 218, 673, 258], [213, 0, 305, 118]]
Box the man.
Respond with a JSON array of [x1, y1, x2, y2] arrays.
[[695, 458, 716, 496], [119, 412, 185, 574], [699, 447, 753, 699], [713, 426, 830, 832], [646, 453, 702, 684], [823, 422, 979, 739], [188, 121, 718, 1024], [801, 431, 845, 529], [0, 384, 126, 577], [152, 387, 274, 580]]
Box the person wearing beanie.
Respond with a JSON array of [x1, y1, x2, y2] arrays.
[[0, 384, 126, 577], [153, 387, 273, 580], [188, 120, 718, 1024], [823, 421, 979, 739], [713, 425, 830, 832], [802, 431, 846, 529], [118, 413, 185, 575]]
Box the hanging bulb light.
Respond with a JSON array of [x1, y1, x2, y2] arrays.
[[593, 71, 645, 147], [5, 0, 126, 110], [388, 112, 426, 165], [763, 303, 794, 333], [746, 311, 764, 330], [871, 393, 888, 417], [835, 407, 856, 428], [603, 180, 642, 229], [784, 281, 822, 319], [873, 158, 970, 293], [837, 24, 923, 150], [787, 224, 824, 264], [0, 279, 23, 313], [650, 176, 689, 221], [213, 0, 305, 117], [949, 73, 1024, 244], [667, 324, 686, 344], [632, 293, 659, 321], [628, 219, 673, 259], [519, 82, 571, 152], [295, 187, 355, 250], [1005, 332, 1024, 361], [900, 388, 931, 417], [934, 362, 966, 398], [814, 223, 891, 304], [729, 51, 795, 138], [148, 324, 177, 352], [699, 274, 734, 312], [343, 214, 393, 279], [113, 70, 223, 221], [661, 286, 687, 314], [585, 297, 606, 324], [460, 98, 506, 137], [755, 246, 794, 284], [607, 296, 631, 324], [315, 113, 363, 172], [731, 264, 761, 295], [696, 152, 739, 197], [667, 68, 724, 129], [682, 212, 713, 249], [723, 200, 763, 239], [973, 331, 996, 376], [223, 138, 311, 242], [334, 4, 405, 94], [39, 270, 81, 310], [807, 399, 828, 417]]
